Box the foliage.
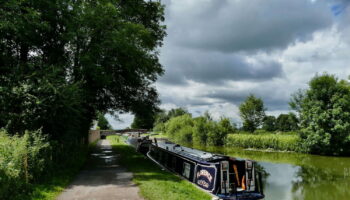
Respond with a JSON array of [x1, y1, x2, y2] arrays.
[[226, 132, 300, 151], [163, 114, 235, 146], [276, 113, 299, 132], [239, 95, 266, 132], [0, 0, 165, 198], [107, 135, 212, 200], [290, 74, 350, 155], [208, 118, 236, 146], [0, 130, 50, 199], [0, 129, 93, 200], [165, 114, 194, 143], [131, 112, 155, 130], [262, 116, 277, 131], [0, 0, 165, 137], [97, 113, 111, 130], [167, 108, 190, 119], [153, 107, 190, 132], [192, 117, 210, 145]]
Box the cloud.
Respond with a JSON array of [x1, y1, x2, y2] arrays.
[[111, 1, 350, 127], [159, 46, 284, 85], [164, 0, 333, 52], [106, 113, 134, 129]]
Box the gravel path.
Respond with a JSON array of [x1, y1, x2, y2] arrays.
[[56, 140, 143, 200]]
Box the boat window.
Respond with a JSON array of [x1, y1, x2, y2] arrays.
[[182, 162, 191, 179]]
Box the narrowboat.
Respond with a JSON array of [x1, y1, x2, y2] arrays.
[[129, 137, 265, 200]]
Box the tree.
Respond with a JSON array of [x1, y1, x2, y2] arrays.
[[263, 116, 277, 131], [290, 74, 350, 155], [239, 95, 266, 132], [0, 0, 166, 142], [165, 114, 194, 143], [203, 111, 213, 121], [97, 113, 112, 130], [167, 108, 190, 119], [153, 107, 190, 131], [131, 112, 156, 130], [193, 117, 210, 145], [208, 117, 235, 145], [276, 113, 299, 132]]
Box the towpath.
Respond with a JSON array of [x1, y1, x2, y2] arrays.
[[56, 139, 143, 200]]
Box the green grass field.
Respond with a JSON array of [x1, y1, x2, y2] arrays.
[[107, 135, 211, 200]]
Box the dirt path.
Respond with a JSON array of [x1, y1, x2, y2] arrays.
[[57, 140, 143, 200]]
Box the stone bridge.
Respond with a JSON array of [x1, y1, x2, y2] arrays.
[[89, 129, 148, 142]]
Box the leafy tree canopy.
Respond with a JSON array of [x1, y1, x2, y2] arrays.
[[239, 95, 266, 132], [0, 0, 166, 141], [263, 115, 277, 132], [290, 73, 350, 155], [154, 107, 189, 125], [97, 113, 112, 130], [276, 113, 299, 132]]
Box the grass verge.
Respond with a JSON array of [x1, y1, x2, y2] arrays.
[[22, 140, 99, 200], [107, 135, 212, 200], [226, 132, 300, 151]]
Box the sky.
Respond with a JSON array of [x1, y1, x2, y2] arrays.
[[108, 0, 350, 129]]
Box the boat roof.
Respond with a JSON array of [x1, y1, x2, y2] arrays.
[[155, 140, 230, 163]]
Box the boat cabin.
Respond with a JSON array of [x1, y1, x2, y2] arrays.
[[144, 140, 264, 200]]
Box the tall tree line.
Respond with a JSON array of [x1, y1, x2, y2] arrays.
[[0, 0, 166, 142]]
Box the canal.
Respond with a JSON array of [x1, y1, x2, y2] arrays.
[[193, 145, 350, 200]]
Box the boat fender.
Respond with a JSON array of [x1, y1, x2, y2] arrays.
[[233, 164, 240, 187], [242, 175, 246, 190]]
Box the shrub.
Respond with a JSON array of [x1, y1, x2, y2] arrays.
[[207, 118, 235, 146], [192, 117, 210, 145], [153, 122, 166, 132], [163, 115, 235, 146], [165, 114, 194, 143], [0, 130, 50, 199]]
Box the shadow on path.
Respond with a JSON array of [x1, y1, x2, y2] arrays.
[[56, 140, 143, 200]]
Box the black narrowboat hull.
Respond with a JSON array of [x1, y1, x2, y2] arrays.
[[141, 140, 264, 200]]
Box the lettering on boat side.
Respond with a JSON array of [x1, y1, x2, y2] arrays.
[[195, 164, 217, 191], [197, 179, 210, 188], [197, 169, 213, 183]]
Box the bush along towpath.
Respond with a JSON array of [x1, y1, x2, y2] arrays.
[[107, 135, 212, 200], [57, 139, 143, 200]]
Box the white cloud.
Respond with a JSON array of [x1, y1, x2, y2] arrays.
[[116, 0, 350, 127], [106, 113, 134, 129]]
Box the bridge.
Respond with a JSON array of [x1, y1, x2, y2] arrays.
[[88, 129, 149, 143]]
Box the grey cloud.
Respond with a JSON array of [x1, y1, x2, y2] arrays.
[[160, 94, 216, 107], [164, 0, 333, 52], [202, 88, 290, 111], [159, 47, 283, 85], [154, 0, 350, 119]]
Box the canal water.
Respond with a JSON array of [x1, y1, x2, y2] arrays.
[[193, 145, 350, 200]]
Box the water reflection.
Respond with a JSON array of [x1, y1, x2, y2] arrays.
[[191, 145, 350, 200], [291, 165, 350, 200]]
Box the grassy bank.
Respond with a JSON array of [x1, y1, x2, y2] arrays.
[[225, 132, 300, 152], [107, 135, 211, 200], [26, 140, 99, 200], [0, 130, 98, 200], [25, 167, 84, 200]]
